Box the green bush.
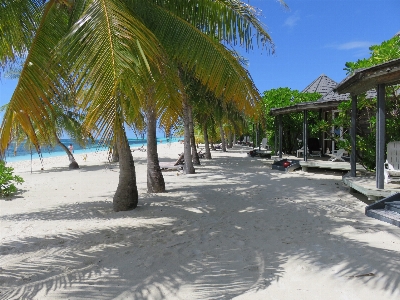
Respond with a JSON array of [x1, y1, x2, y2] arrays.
[[0, 161, 24, 197]]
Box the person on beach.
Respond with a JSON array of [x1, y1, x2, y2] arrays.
[[68, 144, 74, 153]]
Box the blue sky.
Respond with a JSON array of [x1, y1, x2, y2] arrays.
[[0, 0, 399, 137], [240, 0, 400, 92]]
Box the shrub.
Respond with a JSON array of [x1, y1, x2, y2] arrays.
[[0, 161, 24, 197]]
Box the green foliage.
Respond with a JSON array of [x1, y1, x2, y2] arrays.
[[0, 161, 24, 197], [339, 35, 400, 170], [260, 88, 321, 153], [344, 36, 400, 74]]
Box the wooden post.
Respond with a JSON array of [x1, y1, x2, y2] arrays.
[[279, 115, 283, 159], [274, 116, 278, 155], [376, 84, 385, 189], [303, 110, 308, 162], [319, 109, 324, 155], [350, 95, 357, 177]]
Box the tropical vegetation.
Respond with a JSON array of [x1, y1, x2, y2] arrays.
[[0, 1, 282, 210], [325, 35, 400, 170], [0, 161, 24, 197], [260, 88, 321, 154]]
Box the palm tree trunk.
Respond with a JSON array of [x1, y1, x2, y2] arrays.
[[203, 123, 212, 159], [219, 121, 227, 152], [146, 105, 166, 193], [182, 96, 195, 174], [54, 135, 79, 169], [188, 104, 200, 165], [112, 142, 119, 162], [113, 125, 138, 212], [227, 131, 233, 148]]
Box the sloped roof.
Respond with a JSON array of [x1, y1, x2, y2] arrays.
[[270, 74, 350, 115], [335, 58, 400, 95], [302, 74, 338, 96]]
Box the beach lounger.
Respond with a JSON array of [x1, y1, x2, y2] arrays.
[[328, 149, 346, 162], [197, 149, 205, 159], [385, 141, 400, 183], [159, 153, 185, 170], [251, 138, 271, 157], [296, 146, 305, 157], [259, 138, 270, 150], [386, 141, 400, 176]]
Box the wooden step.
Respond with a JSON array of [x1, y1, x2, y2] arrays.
[[366, 209, 400, 227], [385, 201, 400, 214]]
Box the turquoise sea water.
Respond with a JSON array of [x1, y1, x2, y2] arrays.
[[4, 137, 181, 163]]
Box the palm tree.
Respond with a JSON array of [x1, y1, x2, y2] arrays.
[[3, 60, 95, 169], [0, 0, 278, 211]]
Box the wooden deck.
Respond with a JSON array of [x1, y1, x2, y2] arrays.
[[343, 175, 400, 201], [265, 155, 400, 201]]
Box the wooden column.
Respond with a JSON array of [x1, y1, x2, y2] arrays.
[[319, 109, 324, 154], [279, 115, 283, 159], [274, 116, 278, 155], [376, 84, 386, 189], [303, 110, 308, 162], [350, 95, 357, 177]]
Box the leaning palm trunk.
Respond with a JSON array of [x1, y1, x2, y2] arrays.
[[203, 123, 212, 159], [219, 121, 227, 152], [54, 135, 79, 169], [188, 105, 200, 165], [182, 96, 195, 174], [146, 104, 165, 193], [113, 126, 138, 212]]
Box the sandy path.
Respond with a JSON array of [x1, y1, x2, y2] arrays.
[[1, 144, 399, 299]]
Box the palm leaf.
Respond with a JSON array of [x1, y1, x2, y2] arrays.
[[0, 1, 71, 156], [0, 0, 44, 71], [140, 0, 276, 51], [130, 1, 260, 114], [56, 0, 173, 141]]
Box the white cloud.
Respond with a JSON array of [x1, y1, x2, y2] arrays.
[[336, 41, 372, 50], [284, 11, 300, 28]]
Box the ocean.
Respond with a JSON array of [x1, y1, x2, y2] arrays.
[[4, 137, 181, 163]]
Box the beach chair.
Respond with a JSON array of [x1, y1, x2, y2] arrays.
[[259, 138, 270, 150], [328, 149, 346, 162], [307, 138, 322, 157], [159, 153, 185, 170], [384, 141, 400, 183], [197, 148, 205, 159], [251, 138, 271, 157], [297, 146, 305, 157], [131, 145, 146, 152]]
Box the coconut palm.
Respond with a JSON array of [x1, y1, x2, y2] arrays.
[[2, 63, 94, 169], [0, 0, 277, 211]]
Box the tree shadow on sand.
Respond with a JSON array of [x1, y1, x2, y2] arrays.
[[1, 150, 400, 299]]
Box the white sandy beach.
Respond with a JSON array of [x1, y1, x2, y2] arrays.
[[1, 143, 399, 299]]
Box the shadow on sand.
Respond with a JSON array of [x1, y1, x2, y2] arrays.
[[1, 148, 399, 299]]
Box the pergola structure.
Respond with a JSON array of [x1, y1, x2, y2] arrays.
[[334, 58, 400, 189], [270, 74, 350, 161]]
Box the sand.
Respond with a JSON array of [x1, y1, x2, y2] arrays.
[[1, 143, 399, 299]]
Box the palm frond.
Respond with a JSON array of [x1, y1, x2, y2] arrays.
[[141, 0, 275, 51], [0, 1, 71, 156], [0, 0, 44, 71], [57, 0, 171, 141], [132, 1, 260, 114]]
